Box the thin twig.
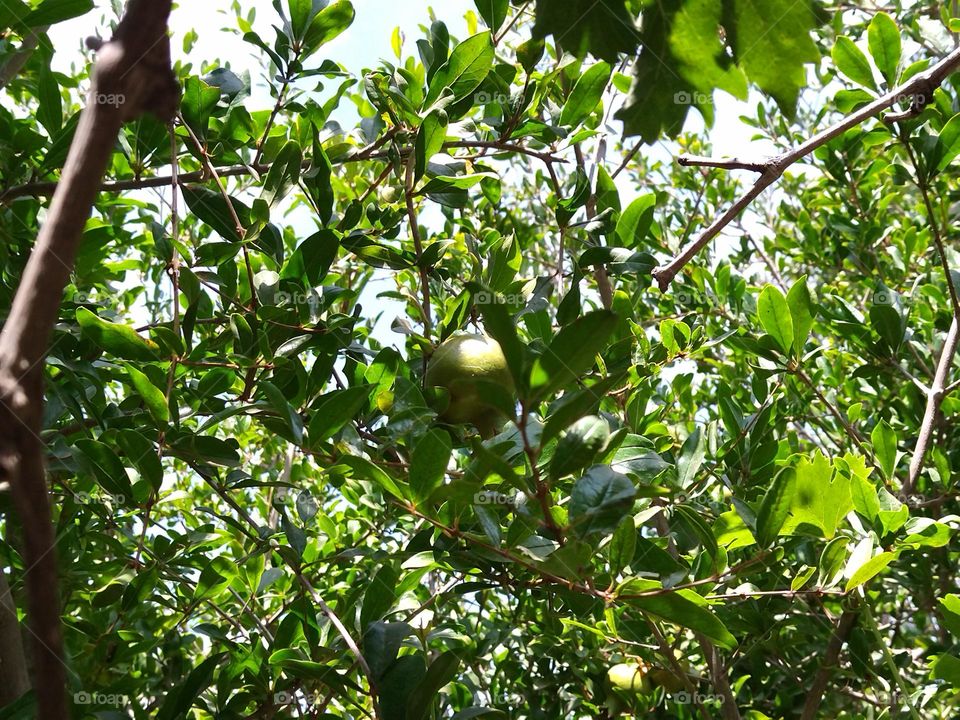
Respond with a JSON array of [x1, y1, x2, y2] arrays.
[[404, 154, 432, 335], [177, 114, 258, 310]]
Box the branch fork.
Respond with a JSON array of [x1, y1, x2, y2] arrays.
[[653, 45, 960, 292]]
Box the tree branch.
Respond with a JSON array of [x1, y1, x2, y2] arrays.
[[799, 602, 861, 720], [907, 318, 959, 492], [0, 139, 563, 204], [0, 567, 29, 706], [903, 138, 960, 493], [654, 44, 960, 291], [0, 2, 178, 717]]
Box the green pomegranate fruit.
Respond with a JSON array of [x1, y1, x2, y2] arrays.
[[607, 662, 651, 694], [377, 185, 402, 204], [425, 334, 514, 437]]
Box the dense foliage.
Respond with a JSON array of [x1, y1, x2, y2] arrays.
[[3, 0, 960, 718]]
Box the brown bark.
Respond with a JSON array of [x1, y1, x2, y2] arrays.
[[0, 2, 178, 717], [799, 605, 860, 720], [0, 568, 29, 705]]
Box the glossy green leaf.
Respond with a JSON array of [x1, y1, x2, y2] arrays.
[[757, 284, 794, 355], [529, 311, 617, 401], [756, 467, 796, 546], [832, 36, 876, 90], [425, 31, 494, 106], [867, 11, 900, 84], [559, 61, 611, 127], [77, 308, 162, 361], [410, 428, 452, 500], [124, 363, 170, 424]]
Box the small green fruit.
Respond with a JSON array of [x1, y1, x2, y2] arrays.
[[425, 334, 514, 437], [607, 662, 651, 694], [377, 185, 402, 204]]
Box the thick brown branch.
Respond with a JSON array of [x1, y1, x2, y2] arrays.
[[0, 2, 178, 718], [655, 44, 960, 290]]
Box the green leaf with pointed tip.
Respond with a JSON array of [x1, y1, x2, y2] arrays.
[[559, 61, 611, 127], [303, 0, 355, 56], [786, 276, 814, 355], [621, 583, 737, 650], [261, 140, 302, 208], [77, 308, 162, 361], [529, 311, 617, 401], [845, 551, 896, 591], [424, 31, 494, 106], [406, 651, 462, 720], [23, 0, 93, 28], [938, 595, 960, 637], [569, 465, 636, 536], [756, 467, 796, 546], [474, 0, 508, 32], [832, 36, 876, 90], [935, 113, 960, 171], [867, 12, 900, 84], [608, 515, 636, 576], [308, 384, 373, 443], [415, 109, 448, 180], [871, 420, 897, 480], [410, 428, 452, 500], [75, 439, 135, 502], [757, 285, 794, 355], [124, 363, 169, 424], [615, 193, 656, 248]]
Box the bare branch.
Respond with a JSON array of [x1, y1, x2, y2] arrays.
[[678, 155, 767, 172], [654, 45, 960, 291], [0, 2, 178, 717], [902, 138, 960, 492], [907, 318, 959, 492]]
